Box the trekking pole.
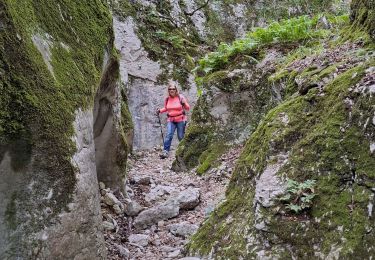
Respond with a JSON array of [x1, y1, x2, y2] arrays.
[[157, 114, 164, 144]]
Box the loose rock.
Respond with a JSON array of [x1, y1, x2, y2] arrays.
[[128, 234, 150, 247], [114, 243, 130, 258], [124, 199, 144, 216], [168, 222, 199, 238], [103, 147, 240, 259], [175, 187, 200, 210], [103, 193, 121, 206], [133, 199, 180, 229]]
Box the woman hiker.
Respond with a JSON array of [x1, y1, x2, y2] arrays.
[[156, 82, 190, 159]]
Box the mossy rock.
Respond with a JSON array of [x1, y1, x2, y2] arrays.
[[0, 0, 114, 256], [196, 142, 228, 175], [187, 57, 375, 258]]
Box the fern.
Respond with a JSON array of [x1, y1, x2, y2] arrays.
[[194, 14, 346, 82], [278, 178, 317, 214]]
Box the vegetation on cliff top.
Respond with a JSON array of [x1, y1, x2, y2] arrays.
[[194, 14, 348, 81]]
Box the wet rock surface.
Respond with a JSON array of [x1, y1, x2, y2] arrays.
[[101, 146, 242, 259]]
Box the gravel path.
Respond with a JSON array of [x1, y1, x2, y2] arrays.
[[102, 145, 242, 259]]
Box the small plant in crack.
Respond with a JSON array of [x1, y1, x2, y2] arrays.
[[279, 179, 316, 214]]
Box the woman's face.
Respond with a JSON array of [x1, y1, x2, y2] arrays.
[[168, 85, 177, 97]]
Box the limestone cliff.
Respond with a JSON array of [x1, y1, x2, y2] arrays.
[[0, 1, 131, 258], [186, 2, 375, 259]]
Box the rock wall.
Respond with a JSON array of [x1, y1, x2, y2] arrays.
[[186, 2, 375, 259], [0, 1, 130, 258], [112, 14, 198, 150], [111, 0, 347, 150], [111, 2, 200, 150]]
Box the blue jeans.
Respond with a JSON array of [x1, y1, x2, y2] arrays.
[[164, 121, 186, 152]]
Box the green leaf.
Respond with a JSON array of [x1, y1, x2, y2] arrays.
[[279, 193, 291, 201], [286, 204, 302, 213]]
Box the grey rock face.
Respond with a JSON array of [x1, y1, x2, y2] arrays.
[[182, 0, 207, 38], [0, 109, 106, 259], [113, 15, 198, 150], [253, 153, 288, 208], [113, 16, 162, 82], [25, 110, 105, 259], [32, 33, 54, 77], [39, 109, 106, 259]]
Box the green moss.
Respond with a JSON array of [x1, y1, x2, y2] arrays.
[[121, 90, 134, 139], [173, 122, 214, 171], [0, 0, 113, 253], [187, 185, 254, 258], [196, 143, 228, 175], [189, 55, 375, 257], [201, 70, 229, 85], [350, 0, 375, 40]]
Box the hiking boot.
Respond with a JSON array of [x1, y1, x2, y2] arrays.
[[159, 150, 169, 159]]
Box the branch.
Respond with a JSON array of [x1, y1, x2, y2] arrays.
[[153, 13, 179, 28], [184, 0, 210, 16]]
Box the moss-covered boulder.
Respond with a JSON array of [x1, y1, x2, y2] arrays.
[[186, 11, 375, 259], [188, 56, 375, 260], [0, 1, 130, 258], [173, 50, 287, 173]]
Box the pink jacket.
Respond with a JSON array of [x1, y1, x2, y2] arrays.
[[159, 95, 190, 122]]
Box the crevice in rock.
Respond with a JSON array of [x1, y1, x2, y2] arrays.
[[93, 55, 126, 193]]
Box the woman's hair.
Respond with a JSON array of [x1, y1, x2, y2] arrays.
[[167, 81, 179, 96]]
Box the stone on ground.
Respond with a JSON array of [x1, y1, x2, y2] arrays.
[[133, 199, 180, 229], [168, 222, 199, 238], [128, 234, 150, 247]]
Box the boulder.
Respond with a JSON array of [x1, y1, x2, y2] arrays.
[[134, 199, 180, 229], [175, 188, 200, 210]]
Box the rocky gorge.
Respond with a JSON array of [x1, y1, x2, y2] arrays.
[[0, 0, 374, 259]]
